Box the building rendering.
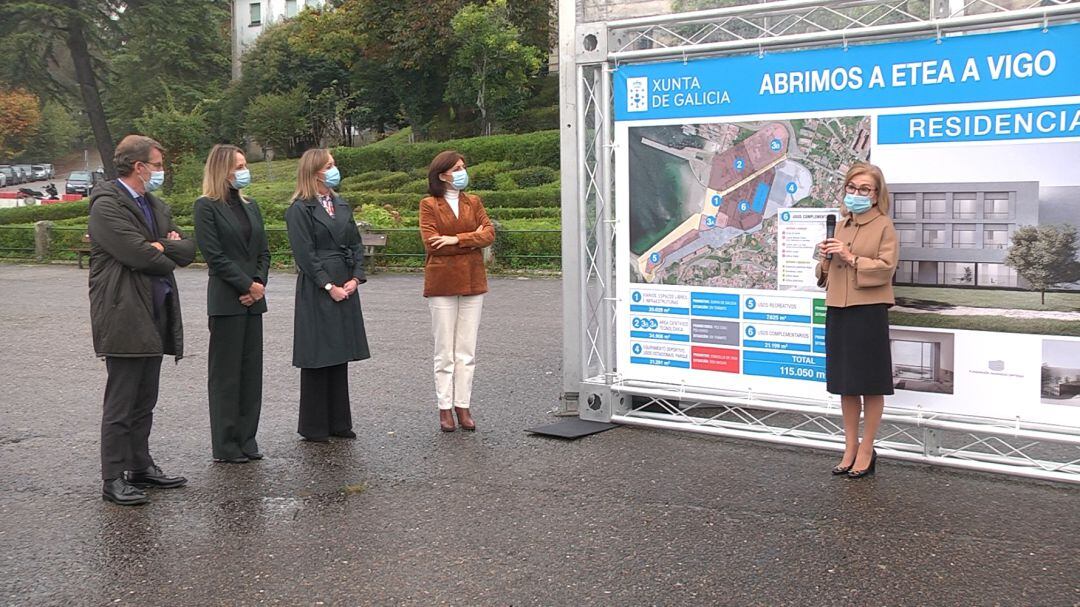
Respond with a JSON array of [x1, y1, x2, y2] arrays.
[[888, 181, 1040, 288]]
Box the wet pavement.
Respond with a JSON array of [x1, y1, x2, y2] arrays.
[[0, 264, 1077, 606]]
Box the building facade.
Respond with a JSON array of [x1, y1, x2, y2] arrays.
[[232, 0, 327, 79], [888, 181, 1040, 289]]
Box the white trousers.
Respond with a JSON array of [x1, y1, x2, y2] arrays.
[[428, 294, 484, 410]]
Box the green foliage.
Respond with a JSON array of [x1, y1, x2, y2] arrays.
[[445, 0, 545, 133], [0, 225, 37, 258], [0, 200, 90, 226], [244, 87, 309, 153], [487, 207, 560, 220], [133, 101, 211, 184], [355, 204, 400, 228], [494, 166, 558, 189], [1005, 224, 1080, 303], [16, 100, 78, 162], [467, 161, 515, 190], [333, 130, 559, 174]]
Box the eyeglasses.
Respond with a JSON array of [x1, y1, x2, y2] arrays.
[[845, 183, 876, 196], [141, 160, 164, 170]]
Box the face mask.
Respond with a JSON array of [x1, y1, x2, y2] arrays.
[[450, 169, 469, 190], [231, 168, 251, 189], [844, 193, 873, 214], [323, 166, 341, 189], [143, 168, 165, 192]]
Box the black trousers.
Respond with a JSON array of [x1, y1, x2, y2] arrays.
[[298, 363, 352, 439], [208, 314, 263, 459], [101, 356, 162, 480]]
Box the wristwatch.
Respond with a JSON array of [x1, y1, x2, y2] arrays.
[[324, 283, 333, 291]]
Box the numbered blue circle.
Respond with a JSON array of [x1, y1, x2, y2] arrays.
[[704, 216, 716, 227], [738, 201, 750, 213], [632, 318, 642, 328], [632, 291, 642, 303], [649, 252, 661, 263], [770, 139, 782, 151], [781, 211, 791, 222], [632, 343, 643, 355], [746, 298, 757, 310], [711, 195, 722, 207], [649, 318, 659, 329], [786, 181, 798, 194], [745, 326, 757, 338], [734, 158, 745, 171]]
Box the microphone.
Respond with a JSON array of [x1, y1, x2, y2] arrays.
[[825, 214, 837, 260]]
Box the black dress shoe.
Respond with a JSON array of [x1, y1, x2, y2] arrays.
[[243, 452, 264, 460], [330, 430, 356, 439], [848, 449, 878, 479], [124, 465, 188, 489], [102, 478, 149, 506], [214, 456, 250, 464]]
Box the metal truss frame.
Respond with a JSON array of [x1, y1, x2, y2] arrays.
[[559, 0, 1080, 482]]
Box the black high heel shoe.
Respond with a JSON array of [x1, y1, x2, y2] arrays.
[[847, 449, 877, 479], [831, 461, 853, 475]]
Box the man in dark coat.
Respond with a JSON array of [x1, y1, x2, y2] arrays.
[[88, 135, 196, 506]]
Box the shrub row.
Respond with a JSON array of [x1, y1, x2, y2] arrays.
[[333, 130, 559, 175], [0, 200, 90, 226]]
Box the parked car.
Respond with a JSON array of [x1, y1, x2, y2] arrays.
[[30, 165, 49, 180], [0, 171, 6, 187], [15, 164, 34, 182], [41, 163, 55, 179], [11, 165, 27, 184], [0, 166, 16, 186], [66, 171, 94, 196]]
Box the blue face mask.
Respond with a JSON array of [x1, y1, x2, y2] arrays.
[[322, 166, 341, 189], [844, 193, 873, 214], [144, 170, 165, 192], [451, 169, 469, 190], [231, 168, 251, 189]]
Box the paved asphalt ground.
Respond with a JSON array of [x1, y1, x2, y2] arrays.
[[0, 265, 1077, 606]]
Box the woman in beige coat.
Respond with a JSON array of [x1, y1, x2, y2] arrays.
[[816, 162, 899, 479]]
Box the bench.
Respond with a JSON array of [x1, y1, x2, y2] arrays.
[[360, 231, 388, 269], [74, 235, 91, 269]]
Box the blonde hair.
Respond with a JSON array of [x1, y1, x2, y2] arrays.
[[292, 148, 331, 202], [841, 161, 890, 215], [201, 144, 247, 202]]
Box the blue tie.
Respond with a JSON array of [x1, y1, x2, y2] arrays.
[[135, 195, 158, 234], [135, 194, 170, 314]]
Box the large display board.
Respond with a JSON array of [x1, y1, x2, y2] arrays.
[[613, 23, 1080, 427]]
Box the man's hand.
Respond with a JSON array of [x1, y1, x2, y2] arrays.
[[167, 231, 181, 241], [150, 241, 165, 252], [239, 294, 255, 307], [328, 285, 348, 302], [249, 282, 266, 301], [428, 235, 460, 249], [343, 279, 359, 296]]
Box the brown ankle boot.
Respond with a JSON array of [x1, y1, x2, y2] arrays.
[[454, 406, 476, 431], [439, 409, 456, 432]]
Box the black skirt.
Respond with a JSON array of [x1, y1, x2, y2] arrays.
[[825, 304, 894, 396]]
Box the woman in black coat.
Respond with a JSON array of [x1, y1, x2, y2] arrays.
[[285, 148, 370, 441], [194, 144, 270, 463]]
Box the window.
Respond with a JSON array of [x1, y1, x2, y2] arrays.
[[923, 225, 947, 248], [953, 193, 978, 219], [984, 224, 1010, 249], [895, 224, 918, 248], [984, 192, 1011, 219], [923, 194, 948, 219], [943, 262, 976, 285], [249, 2, 262, 25], [893, 193, 917, 219], [977, 263, 1019, 287], [894, 261, 914, 284], [892, 340, 939, 381], [952, 224, 977, 249], [286, 0, 298, 17]]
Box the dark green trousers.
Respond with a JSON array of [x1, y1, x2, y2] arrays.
[[208, 314, 263, 459]]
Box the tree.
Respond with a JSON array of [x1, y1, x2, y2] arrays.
[[133, 100, 211, 189], [445, 0, 544, 134], [17, 100, 80, 162], [0, 1, 121, 177], [244, 88, 308, 154], [0, 88, 42, 160], [1005, 224, 1080, 305]]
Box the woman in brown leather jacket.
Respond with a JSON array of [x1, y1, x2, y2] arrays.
[[419, 151, 496, 432], [817, 162, 899, 479]]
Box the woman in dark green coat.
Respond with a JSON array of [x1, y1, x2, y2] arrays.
[[194, 144, 271, 463], [285, 148, 370, 442]]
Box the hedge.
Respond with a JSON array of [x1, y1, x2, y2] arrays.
[[494, 166, 558, 190], [0, 200, 90, 226], [333, 130, 559, 175], [338, 183, 559, 211]]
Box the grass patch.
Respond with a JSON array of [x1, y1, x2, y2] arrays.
[[894, 286, 1080, 313], [889, 311, 1080, 337]]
